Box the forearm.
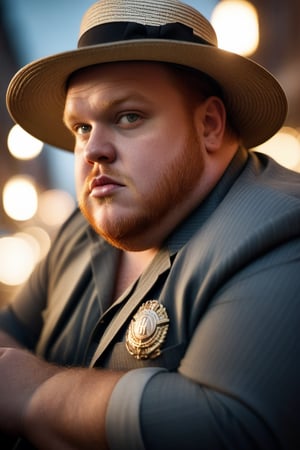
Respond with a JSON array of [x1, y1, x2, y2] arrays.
[[24, 367, 125, 450]]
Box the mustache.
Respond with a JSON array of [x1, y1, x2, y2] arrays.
[[85, 167, 131, 191]]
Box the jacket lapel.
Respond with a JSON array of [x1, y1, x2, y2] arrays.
[[89, 248, 171, 366]]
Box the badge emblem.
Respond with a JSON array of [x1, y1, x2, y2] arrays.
[[126, 300, 170, 359]]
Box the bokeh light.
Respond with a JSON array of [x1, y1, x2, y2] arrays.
[[37, 189, 76, 227], [23, 226, 51, 261], [0, 235, 37, 285], [7, 124, 43, 160], [211, 0, 259, 56], [3, 176, 38, 221], [255, 127, 300, 171]]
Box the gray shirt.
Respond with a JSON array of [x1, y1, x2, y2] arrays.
[[1, 147, 300, 449]]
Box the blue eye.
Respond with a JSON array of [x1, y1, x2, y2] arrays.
[[126, 113, 139, 123], [76, 124, 91, 135], [118, 113, 141, 125]]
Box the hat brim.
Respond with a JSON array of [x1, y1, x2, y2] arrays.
[[6, 39, 287, 151]]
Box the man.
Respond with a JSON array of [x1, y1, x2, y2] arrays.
[[1, 0, 300, 449]]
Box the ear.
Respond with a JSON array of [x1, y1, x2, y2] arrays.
[[199, 96, 226, 153]]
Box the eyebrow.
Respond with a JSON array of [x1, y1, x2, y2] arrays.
[[63, 91, 151, 126]]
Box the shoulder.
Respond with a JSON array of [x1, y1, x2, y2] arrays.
[[218, 151, 300, 236], [241, 150, 300, 200], [178, 152, 300, 289], [47, 207, 99, 279]]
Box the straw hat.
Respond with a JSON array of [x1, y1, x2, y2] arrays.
[[6, 0, 287, 151]]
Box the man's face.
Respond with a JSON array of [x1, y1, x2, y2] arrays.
[[64, 62, 206, 250]]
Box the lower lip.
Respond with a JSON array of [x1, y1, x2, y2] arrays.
[[90, 184, 122, 198]]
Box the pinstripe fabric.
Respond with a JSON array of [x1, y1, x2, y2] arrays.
[[106, 150, 300, 449], [1, 148, 299, 449]]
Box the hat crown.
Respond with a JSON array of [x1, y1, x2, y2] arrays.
[[6, 0, 287, 152], [79, 0, 218, 46]]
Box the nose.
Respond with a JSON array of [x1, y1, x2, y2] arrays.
[[84, 127, 117, 165]]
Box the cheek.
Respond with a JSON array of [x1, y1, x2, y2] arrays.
[[127, 140, 166, 189], [130, 134, 188, 194], [134, 131, 180, 167], [74, 154, 89, 198]]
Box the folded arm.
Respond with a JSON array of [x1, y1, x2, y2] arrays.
[[0, 347, 124, 449], [0, 347, 276, 450]]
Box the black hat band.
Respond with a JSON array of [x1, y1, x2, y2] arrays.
[[78, 21, 213, 48]]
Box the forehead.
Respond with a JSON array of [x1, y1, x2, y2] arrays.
[[67, 61, 175, 91], [64, 62, 190, 119]]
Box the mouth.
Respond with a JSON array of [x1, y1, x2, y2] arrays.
[[89, 175, 125, 198]]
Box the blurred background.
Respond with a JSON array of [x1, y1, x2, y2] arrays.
[[1, 0, 300, 303]]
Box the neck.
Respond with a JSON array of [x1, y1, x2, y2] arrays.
[[121, 248, 158, 273], [112, 248, 158, 302]]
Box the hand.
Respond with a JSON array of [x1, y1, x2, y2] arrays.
[[0, 347, 62, 436]]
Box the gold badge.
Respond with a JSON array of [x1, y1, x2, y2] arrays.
[[126, 300, 169, 360]]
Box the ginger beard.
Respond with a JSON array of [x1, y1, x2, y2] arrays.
[[78, 128, 204, 250]]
